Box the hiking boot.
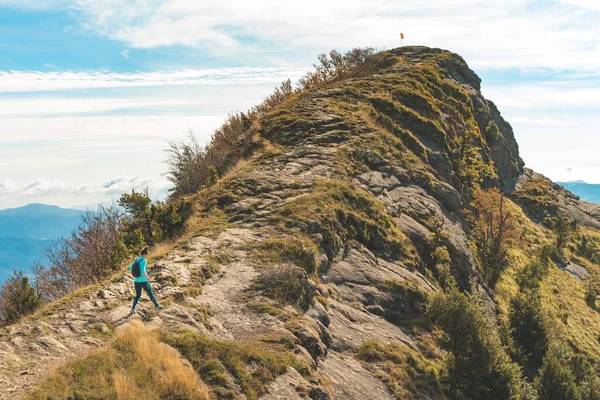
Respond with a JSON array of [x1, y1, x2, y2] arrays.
[[155, 305, 164, 310], [130, 309, 136, 314]]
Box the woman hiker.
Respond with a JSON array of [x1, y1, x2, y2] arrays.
[[129, 246, 163, 314]]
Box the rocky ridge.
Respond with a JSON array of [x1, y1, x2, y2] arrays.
[[2, 46, 600, 399]]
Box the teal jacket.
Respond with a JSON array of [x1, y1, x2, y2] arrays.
[[128, 256, 148, 283]]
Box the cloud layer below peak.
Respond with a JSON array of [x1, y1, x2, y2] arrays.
[[0, 175, 171, 197]]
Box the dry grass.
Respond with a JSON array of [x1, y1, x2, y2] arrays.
[[163, 330, 310, 400], [113, 373, 137, 400], [27, 321, 210, 400], [541, 267, 600, 360]]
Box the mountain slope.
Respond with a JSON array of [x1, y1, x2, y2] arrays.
[[3, 47, 600, 399], [0, 204, 81, 284]]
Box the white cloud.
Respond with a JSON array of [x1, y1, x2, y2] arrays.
[[0, 67, 305, 93], [61, 0, 599, 73], [100, 175, 156, 194], [0, 81, 278, 118], [0, 115, 224, 145], [0, 179, 19, 194], [0, 115, 223, 209], [482, 84, 600, 109], [4, 175, 171, 197], [1, 0, 598, 73], [21, 178, 70, 195]]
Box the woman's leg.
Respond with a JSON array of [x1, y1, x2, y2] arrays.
[[142, 282, 159, 307], [131, 282, 143, 310]]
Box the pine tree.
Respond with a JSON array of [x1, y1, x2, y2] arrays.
[[0, 269, 41, 325]]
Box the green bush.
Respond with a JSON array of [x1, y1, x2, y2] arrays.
[[428, 285, 525, 399], [515, 257, 550, 292], [585, 284, 598, 310], [536, 344, 578, 400], [577, 235, 600, 264], [549, 215, 577, 251], [253, 264, 315, 310], [356, 340, 444, 399], [0, 270, 41, 326], [119, 190, 192, 245], [485, 120, 501, 141], [508, 290, 548, 374]]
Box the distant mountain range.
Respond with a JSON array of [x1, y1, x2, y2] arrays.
[[559, 181, 600, 204], [0, 204, 81, 285]]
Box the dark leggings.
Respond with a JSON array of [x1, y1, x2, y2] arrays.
[[132, 281, 158, 309]]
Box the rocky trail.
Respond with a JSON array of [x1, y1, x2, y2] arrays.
[[0, 223, 424, 399]]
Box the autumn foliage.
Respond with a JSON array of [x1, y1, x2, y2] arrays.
[[470, 187, 519, 285]]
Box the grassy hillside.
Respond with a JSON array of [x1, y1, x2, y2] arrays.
[[3, 46, 600, 399]]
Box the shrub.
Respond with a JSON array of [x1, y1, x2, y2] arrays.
[[298, 47, 379, 90], [0, 270, 41, 326], [119, 190, 193, 245], [550, 215, 577, 251], [356, 340, 444, 399], [427, 216, 454, 288], [451, 129, 498, 195], [535, 344, 579, 400], [485, 120, 501, 141], [515, 256, 549, 292], [428, 285, 525, 399], [469, 187, 519, 285], [577, 234, 600, 263], [253, 264, 315, 310], [508, 290, 548, 374], [585, 284, 598, 310], [165, 113, 254, 198]]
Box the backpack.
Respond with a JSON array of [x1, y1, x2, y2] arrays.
[[131, 258, 142, 278]]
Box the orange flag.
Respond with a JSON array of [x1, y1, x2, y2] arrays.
[[400, 33, 405, 39]]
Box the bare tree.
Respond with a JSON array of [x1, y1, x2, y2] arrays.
[[34, 205, 127, 301]]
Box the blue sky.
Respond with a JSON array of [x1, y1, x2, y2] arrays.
[[0, 0, 599, 209]]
